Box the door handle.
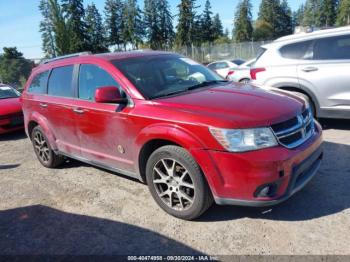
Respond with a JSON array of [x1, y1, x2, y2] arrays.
[[40, 103, 48, 108], [73, 108, 85, 114], [302, 67, 318, 72]]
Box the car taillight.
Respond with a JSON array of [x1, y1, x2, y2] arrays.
[[226, 71, 234, 79], [250, 68, 266, 80]]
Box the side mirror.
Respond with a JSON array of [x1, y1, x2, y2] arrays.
[[95, 86, 128, 104]]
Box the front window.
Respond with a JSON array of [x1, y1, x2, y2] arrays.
[[113, 55, 224, 99], [0, 85, 20, 99]]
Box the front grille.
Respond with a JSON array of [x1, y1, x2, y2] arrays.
[[271, 108, 315, 149]]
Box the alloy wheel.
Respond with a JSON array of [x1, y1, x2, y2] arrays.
[[152, 158, 195, 211], [33, 131, 50, 164]]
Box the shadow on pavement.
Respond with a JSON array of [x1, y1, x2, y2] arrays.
[[0, 130, 27, 141], [0, 205, 203, 255], [0, 164, 21, 170], [200, 140, 350, 222]]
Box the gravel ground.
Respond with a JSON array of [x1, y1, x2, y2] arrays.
[[0, 119, 349, 256]]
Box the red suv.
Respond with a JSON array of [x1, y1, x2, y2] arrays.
[[22, 51, 323, 220]]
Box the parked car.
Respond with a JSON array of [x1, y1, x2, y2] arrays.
[[0, 84, 24, 135], [22, 51, 323, 220], [207, 59, 245, 78], [226, 59, 256, 83], [251, 26, 350, 119]]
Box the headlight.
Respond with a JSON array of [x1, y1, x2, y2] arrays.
[[209, 127, 278, 152]]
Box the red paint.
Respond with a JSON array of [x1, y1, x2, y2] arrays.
[[21, 51, 323, 203], [0, 96, 24, 135]]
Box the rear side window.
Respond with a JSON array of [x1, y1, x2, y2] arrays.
[[215, 62, 229, 69], [280, 40, 313, 60], [48, 65, 74, 97], [78, 64, 120, 101], [28, 71, 50, 94], [314, 34, 350, 60]]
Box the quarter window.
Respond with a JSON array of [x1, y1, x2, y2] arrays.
[[28, 71, 50, 94], [48, 65, 74, 98], [280, 40, 313, 60], [78, 64, 120, 101]]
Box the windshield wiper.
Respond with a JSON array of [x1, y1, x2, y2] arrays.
[[187, 80, 229, 91]]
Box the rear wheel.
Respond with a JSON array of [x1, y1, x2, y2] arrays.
[[31, 126, 64, 168], [239, 78, 250, 84], [146, 145, 213, 220]]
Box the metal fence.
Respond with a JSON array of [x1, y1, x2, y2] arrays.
[[173, 41, 271, 64]]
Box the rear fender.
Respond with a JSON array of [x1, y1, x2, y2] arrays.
[[28, 112, 57, 151]]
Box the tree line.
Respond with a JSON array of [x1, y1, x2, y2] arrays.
[[39, 0, 350, 57], [234, 0, 350, 42], [39, 0, 228, 57]]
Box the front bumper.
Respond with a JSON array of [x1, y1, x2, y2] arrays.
[[215, 145, 322, 206], [190, 121, 323, 207]]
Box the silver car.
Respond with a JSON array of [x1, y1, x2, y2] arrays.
[[251, 26, 350, 119]]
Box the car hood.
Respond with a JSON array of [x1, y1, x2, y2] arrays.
[[0, 97, 22, 116], [154, 83, 305, 128]]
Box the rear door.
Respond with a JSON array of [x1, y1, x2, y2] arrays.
[[46, 65, 81, 156], [297, 34, 350, 113], [74, 63, 135, 173]]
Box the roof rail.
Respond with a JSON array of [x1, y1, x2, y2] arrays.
[[40, 52, 92, 65]]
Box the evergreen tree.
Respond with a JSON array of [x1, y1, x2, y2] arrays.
[[303, 0, 322, 27], [233, 0, 253, 42], [200, 0, 214, 43], [39, 0, 57, 57], [85, 3, 108, 53], [257, 0, 292, 38], [319, 0, 338, 27], [158, 0, 175, 49], [279, 0, 293, 35], [0, 47, 33, 87], [337, 0, 350, 26], [62, 0, 88, 53], [175, 0, 197, 47], [144, 0, 160, 49], [293, 4, 305, 28], [48, 0, 70, 55], [104, 0, 124, 49], [212, 13, 224, 40], [123, 0, 144, 49], [253, 20, 273, 41]]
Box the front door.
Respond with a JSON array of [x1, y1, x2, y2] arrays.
[[74, 63, 135, 173]]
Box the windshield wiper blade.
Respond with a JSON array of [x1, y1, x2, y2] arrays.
[[187, 80, 229, 91]]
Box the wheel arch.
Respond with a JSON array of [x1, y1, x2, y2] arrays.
[[135, 124, 206, 183]]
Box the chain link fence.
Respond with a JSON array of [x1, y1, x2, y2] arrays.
[[173, 41, 271, 64]]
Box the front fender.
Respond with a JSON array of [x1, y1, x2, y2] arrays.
[[135, 123, 206, 152], [28, 112, 58, 151]]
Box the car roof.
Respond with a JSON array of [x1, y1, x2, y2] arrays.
[[262, 26, 350, 49], [33, 50, 175, 73]]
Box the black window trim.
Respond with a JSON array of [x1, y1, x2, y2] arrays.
[[76, 63, 129, 104], [28, 69, 51, 95]]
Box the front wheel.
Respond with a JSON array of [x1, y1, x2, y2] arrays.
[[146, 145, 213, 220]]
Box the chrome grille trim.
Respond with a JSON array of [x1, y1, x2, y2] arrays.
[[271, 108, 315, 149]]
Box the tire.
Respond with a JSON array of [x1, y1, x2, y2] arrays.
[[146, 145, 213, 220], [31, 126, 64, 168]]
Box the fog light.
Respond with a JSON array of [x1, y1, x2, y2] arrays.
[[254, 183, 278, 198], [260, 186, 271, 197]]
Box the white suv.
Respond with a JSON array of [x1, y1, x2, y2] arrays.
[[251, 26, 350, 119]]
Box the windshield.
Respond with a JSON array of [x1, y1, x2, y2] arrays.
[[113, 55, 224, 99], [0, 86, 20, 99]]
